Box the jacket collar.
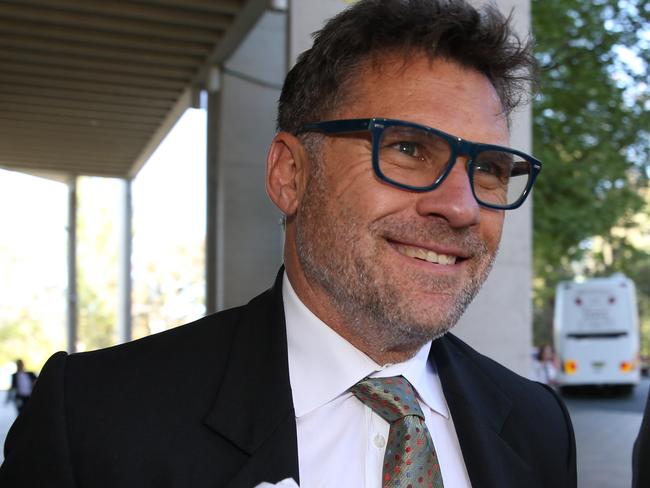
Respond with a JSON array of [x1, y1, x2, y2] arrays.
[[203, 269, 300, 487]]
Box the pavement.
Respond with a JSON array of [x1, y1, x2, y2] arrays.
[[563, 378, 649, 488], [0, 382, 647, 486], [0, 393, 17, 465]]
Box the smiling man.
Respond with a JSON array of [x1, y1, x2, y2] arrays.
[[1, 1, 575, 487], [274, 58, 508, 365]]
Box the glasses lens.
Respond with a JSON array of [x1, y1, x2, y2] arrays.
[[377, 125, 452, 188], [472, 150, 531, 207]]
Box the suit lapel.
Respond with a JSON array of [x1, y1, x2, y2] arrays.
[[203, 270, 300, 488], [431, 336, 542, 488]]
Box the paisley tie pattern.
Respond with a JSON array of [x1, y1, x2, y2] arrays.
[[350, 376, 444, 488]]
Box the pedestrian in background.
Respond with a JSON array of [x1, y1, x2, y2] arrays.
[[532, 344, 558, 386], [5, 360, 36, 415]]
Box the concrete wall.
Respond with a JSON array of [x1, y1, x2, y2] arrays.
[[288, 0, 353, 66], [213, 10, 286, 309], [454, 0, 533, 376]]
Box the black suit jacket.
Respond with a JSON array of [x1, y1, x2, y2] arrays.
[[0, 272, 576, 487], [633, 389, 650, 488]]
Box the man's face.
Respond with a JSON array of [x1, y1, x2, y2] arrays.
[[290, 55, 508, 360]]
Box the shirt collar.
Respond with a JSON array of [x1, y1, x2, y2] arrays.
[[372, 342, 449, 419], [283, 273, 449, 419]]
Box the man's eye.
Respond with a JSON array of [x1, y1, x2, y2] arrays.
[[391, 141, 421, 158], [475, 161, 494, 174], [475, 161, 503, 177]]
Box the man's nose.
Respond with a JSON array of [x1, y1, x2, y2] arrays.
[[414, 159, 482, 227]]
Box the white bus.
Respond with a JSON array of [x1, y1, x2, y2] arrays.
[[553, 274, 640, 393]]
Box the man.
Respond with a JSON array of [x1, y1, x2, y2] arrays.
[[5, 360, 37, 415], [0, 1, 576, 487]]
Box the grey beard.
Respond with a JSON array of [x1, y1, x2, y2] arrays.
[[298, 237, 495, 355], [295, 195, 496, 356]]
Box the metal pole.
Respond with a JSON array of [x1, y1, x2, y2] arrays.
[[66, 175, 78, 353], [205, 68, 222, 314], [118, 178, 133, 343]]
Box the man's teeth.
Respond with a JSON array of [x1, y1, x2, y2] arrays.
[[397, 244, 457, 265]]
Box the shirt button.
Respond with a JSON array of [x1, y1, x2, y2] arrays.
[[374, 434, 386, 448]]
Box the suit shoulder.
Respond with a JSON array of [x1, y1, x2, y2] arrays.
[[440, 334, 568, 414], [436, 334, 576, 485], [63, 282, 279, 391], [70, 307, 240, 369], [444, 334, 538, 384], [64, 298, 272, 407]]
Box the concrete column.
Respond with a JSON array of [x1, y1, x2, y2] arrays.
[[212, 10, 287, 309], [118, 178, 133, 344], [454, 0, 533, 375], [287, 0, 348, 67], [66, 175, 77, 353]]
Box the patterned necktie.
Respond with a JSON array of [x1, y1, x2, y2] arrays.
[[350, 376, 444, 488]]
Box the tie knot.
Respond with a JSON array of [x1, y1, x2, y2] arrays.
[[349, 375, 424, 423]]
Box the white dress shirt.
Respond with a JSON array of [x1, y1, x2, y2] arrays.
[[283, 274, 471, 488], [15, 371, 33, 396]]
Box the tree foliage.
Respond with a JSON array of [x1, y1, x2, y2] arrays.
[[0, 313, 53, 371], [531, 0, 650, 342]]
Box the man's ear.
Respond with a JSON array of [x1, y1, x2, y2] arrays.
[[266, 132, 309, 216]]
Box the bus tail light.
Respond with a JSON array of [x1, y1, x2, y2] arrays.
[[564, 360, 578, 374], [620, 361, 635, 373]]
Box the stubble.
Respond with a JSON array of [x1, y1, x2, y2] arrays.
[[295, 155, 498, 358]]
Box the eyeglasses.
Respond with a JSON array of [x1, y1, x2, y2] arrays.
[[296, 118, 541, 210]]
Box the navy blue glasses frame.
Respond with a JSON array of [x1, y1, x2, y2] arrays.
[[296, 118, 542, 210]]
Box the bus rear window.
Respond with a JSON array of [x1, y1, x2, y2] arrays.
[[566, 332, 628, 339]]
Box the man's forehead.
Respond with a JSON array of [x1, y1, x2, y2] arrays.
[[333, 53, 508, 138], [346, 52, 501, 102]]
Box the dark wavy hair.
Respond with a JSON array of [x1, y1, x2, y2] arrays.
[[277, 0, 536, 133]]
